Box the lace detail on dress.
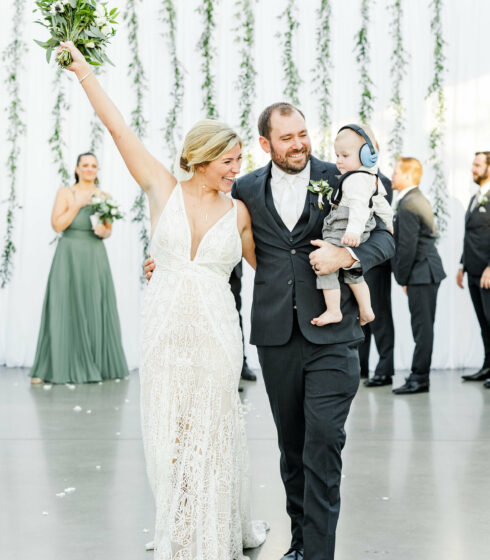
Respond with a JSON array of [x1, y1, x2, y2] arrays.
[[141, 185, 267, 559]]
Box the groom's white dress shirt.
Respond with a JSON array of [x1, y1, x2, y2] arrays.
[[271, 161, 311, 231]]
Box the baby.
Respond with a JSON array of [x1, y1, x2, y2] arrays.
[[312, 124, 393, 326]]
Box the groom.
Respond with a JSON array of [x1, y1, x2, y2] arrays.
[[232, 103, 394, 560]]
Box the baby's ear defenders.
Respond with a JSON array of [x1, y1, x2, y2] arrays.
[[338, 124, 378, 168]]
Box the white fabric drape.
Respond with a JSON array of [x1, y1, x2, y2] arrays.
[[1, 0, 489, 370]]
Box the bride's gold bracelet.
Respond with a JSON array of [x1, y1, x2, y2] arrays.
[[79, 70, 94, 84]]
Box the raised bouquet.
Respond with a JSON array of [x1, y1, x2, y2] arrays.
[[34, 0, 119, 67], [89, 195, 123, 228]]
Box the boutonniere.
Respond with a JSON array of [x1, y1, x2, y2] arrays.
[[478, 195, 489, 209], [306, 179, 333, 210]]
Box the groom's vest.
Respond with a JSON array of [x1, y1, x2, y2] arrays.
[[232, 156, 393, 347]]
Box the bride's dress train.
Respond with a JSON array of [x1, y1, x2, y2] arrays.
[[140, 185, 267, 559]]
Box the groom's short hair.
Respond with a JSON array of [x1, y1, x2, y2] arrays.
[[258, 102, 305, 140]]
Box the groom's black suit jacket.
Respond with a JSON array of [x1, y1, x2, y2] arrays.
[[232, 156, 395, 347]]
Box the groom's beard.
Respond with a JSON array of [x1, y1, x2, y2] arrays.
[[473, 166, 489, 186], [270, 145, 311, 174]]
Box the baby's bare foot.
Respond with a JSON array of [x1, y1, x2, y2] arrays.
[[359, 309, 375, 326], [311, 310, 343, 326]]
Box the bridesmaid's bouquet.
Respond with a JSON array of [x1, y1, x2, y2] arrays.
[[34, 0, 119, 67], [89, 195, 123, 228]]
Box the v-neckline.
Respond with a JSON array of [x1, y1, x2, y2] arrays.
[[179, 184, 234, 262]]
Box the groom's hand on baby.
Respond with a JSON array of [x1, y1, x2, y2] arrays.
[[309, 240, 355, 275], [144, 255, 155, 282]]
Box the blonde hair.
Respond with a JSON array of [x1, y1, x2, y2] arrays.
[[397, 156, 423, 185], [180, 120, 241, 173], [336, 124, 378, 150]]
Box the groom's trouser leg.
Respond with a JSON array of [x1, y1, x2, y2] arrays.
[[257, 320, 306, 550], [302, 339, 360, 560]]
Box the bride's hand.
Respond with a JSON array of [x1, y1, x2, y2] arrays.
[[57, 41, 89, 74]]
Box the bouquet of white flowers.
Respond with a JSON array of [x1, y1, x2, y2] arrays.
[[89, 195, 123, 228], [34, 0, 118, 67]]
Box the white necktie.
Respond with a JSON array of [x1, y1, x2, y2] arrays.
[[280, 177, 300, 231]]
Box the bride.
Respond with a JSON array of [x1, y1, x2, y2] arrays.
[[58, 42, 267, 559]]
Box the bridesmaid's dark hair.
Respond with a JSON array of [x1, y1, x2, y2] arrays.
[[74, 152, 99, 184]]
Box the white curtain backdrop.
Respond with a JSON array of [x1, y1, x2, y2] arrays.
[[1, 0, 489, 371]]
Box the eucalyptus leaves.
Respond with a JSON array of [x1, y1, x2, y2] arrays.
[[197, 0, 219, 118], [34, 0, 119, 67], [1, 0, 27, 288], [354, 0, 375, 124], [426, 0, 447, 236], [277, 0, 302, 106]]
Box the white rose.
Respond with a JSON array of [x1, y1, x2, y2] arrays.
[[101, 25, 112, 36], [92, 197, 102, 204], [111, 209, 117, 215], [95, 4, 106, 17], [95, 16, 105, 27], [86, 41, 95, 49]]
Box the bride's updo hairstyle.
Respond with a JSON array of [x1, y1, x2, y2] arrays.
[[180, 120, 241, 174]]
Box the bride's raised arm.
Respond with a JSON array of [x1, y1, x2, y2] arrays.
[[58, 42, 176, 200]]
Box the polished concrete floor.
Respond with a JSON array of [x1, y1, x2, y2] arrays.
[[1, 366, 489, 560]]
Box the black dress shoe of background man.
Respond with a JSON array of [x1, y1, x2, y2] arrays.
[[281, 548, 304, 560], [483, 379, 490, 389], [461, 367, 490, 382], [241, 361, 257, 381], [392, 378, 429, 394], [364, 374, 393, 387]]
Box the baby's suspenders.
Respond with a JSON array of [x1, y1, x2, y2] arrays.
[[331, 170, 380, 208]]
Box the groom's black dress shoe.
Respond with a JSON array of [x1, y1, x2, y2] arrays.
[[484, 379, 490, 389], [461, 367, 490, 381], [241, 362, 257, 381], [281, 549, 304, 560], [364, 374, 393, 387], [392, 379, 429, 394]]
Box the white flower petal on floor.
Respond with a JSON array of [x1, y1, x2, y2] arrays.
[[73, 406, 82, 412], [64, 487, 76, 494], [43, 384, 52, 390]]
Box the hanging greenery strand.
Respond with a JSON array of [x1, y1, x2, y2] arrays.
[[124, 0, 150, 271], [1, 0, 27, 289], [388, 0, 409, 163], [354, 0, 375, 124], [49, 66, 71, 186], [313, 0, 333, 160], [197, 0, 219, 118], [161, 0, 184, 162], [234, 0, 257, 172], [426, 0, 447, 237], [277, 0, 302, 106], [89, 68, 105, 153]]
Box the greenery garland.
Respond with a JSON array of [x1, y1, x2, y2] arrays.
[[388, 0, 409, 163], [124, 0, 149, 272], [0, 0, 27, 288], [313, 0, 333, 160], [234, 0, 257, 172], [161, 0, 184, 162], [426, 0, 447, 236], [354, 0, 374, 124], [49, 66, 71, 186], [277, 0, 302, 106], [197, 0, 219, 118]]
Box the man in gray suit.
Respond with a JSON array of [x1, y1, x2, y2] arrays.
[[391, 157, 446, 394]]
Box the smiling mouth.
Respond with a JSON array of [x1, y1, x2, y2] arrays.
[[288, 152, 305, 159]]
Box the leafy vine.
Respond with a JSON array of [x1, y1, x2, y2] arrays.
[[277, 0, 302, 106], [388, 0, 409, 163], [124, 0, 149, 271], [234, 0, 257, 172], [49, 66, 71, 186], [1, 0, 27, 288], [161, 0, 184, 162], [197, 0, 219, 118], [313, 0, 333, 160], [354, 0, 374, 124], [426, 0, 447, 236]]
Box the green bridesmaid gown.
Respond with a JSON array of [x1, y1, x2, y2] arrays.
[[30, 205, 129, 383]]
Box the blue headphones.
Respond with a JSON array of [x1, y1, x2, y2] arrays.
[[337, 124, 378, 168]]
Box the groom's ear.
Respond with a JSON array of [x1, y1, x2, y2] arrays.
[[259, 136, 271, 155]]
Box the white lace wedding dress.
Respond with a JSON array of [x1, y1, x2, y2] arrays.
[[140, 184, 267, 559]]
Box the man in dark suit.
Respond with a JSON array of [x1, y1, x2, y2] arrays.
[[391, 157, 446, 394], [459, 151, 490, 385], [229, 262, 257, 381], [233, 103, 394, 560], [359, 171, 395, 387]]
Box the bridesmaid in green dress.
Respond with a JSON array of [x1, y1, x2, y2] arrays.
[[30, 152, 129, 384]]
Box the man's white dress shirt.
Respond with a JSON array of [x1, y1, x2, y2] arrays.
[[270, 161, 311, 231]]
